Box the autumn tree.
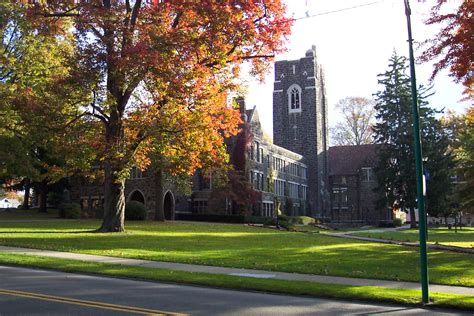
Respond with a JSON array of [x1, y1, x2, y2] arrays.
[[0, 2, 96, 211], [420, 0, 474, 99], [21, 1, 292, 232], [373, 53, 454, 228], [329, 97, 375, 146], [210, 116, 261, 215]]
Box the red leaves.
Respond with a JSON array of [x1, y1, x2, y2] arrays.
[[420, 0, 474, 99], [14, 0, 292, 179]]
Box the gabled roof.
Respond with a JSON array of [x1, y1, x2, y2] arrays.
[[328, 144, 379, 175]]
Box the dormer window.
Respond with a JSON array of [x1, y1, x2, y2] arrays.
[[287, 84, 302, 113]]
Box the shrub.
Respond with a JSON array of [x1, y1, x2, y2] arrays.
[[61, 203, 81, 219], [263, 217, 295, 230], [125, 201, 147, 220], [279, 215, 315, 225], [393, 218, 403, 227], [244, 216, 268, 224]]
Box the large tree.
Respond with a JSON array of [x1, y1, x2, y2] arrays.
[[445, 107, 474, 215], [329, 96, 375, 146], [420, 0, 474, 99], [20, 1, 292, 232], [373, 53, 454, 227], [1, 2, 95, 211]]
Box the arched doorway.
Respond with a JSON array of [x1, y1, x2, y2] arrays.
[[129, 190, 145, 205], [163, 191, 175, 220]]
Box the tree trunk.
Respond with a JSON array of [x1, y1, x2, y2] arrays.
[[38, 179, 48, 213], [409, 207, 417, 228], [98, 162, 126, 232], [22, 178, 31, 210], [154, 169, 165, 221]]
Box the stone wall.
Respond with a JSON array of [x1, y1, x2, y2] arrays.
[[273, 46, 329, 217]]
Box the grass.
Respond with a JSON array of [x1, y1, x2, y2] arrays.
[[0, 252, 472, 311], [353, 227, 474, 249], [0, 219, 473, 287], [0, 208, 60, 220]]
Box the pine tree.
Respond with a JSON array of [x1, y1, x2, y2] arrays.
[[373, 52, 454, 227]]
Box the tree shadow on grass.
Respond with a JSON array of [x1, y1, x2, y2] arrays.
[[0, 230, 97, 234]]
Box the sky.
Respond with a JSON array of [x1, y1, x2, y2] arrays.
[[244, 0, 470, 138]]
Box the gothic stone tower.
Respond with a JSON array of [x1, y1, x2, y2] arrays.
[[273, 46, 329, 217]]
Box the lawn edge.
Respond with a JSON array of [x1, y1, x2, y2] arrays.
[[0, 253, 472, 312]]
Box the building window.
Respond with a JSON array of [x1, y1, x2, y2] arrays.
[[130, 166, 144, 179], [332, 187, 348, 209], [300, 166, 307, 179], [361, 167, 374, 182], [301, 185, 307, 200], [251, 170, 265, 191], [193, 200, 207, 214], [288, 182, 299, 199], [287, 84, 302, 113], [262, 202, 274, 217], [274, 179, 285, 196]]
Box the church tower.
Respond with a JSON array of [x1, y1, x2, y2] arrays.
[[272, 46, 329, 217]]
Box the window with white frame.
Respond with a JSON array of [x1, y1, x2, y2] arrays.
[[288, 84, 302, 113], [288, 182, 299, 199], [262, 202, 274, 217], [361, 167, 374, 182], [251, 170, 265, 191], [301, 185, 307, 200], [300, 166, 307, 179], [274, 178, 285, 196]]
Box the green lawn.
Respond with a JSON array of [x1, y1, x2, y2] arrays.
[[353, 228, 474, 249], [0, 208, 60, 220], [0, 219, 472, 287], [0, 252, 472, 311]]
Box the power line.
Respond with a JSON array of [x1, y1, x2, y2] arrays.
[[292, 1, 384, 22]]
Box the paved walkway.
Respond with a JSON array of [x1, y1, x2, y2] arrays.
[[0, 245, 472, 296], [326, 226, 474, 254]]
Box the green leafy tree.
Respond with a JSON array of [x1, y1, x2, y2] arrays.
[[373, 52, 454, 227], [0, 2, 96, 211], [453, 107, 474, 215]]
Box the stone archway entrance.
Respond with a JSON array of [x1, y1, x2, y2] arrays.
[[163, 191, 175, 220], [129, 190, 145, 205]]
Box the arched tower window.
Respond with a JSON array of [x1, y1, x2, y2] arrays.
[[287, 84, 302, 113]]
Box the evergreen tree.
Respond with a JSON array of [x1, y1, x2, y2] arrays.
[[373, 53, 454, 227]]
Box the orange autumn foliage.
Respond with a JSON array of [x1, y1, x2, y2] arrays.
[[15, 0, 292, 231]]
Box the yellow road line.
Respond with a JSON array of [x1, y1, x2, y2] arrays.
[[0, 289, 187, 316]]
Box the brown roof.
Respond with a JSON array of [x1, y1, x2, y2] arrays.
[[328, 144, 379, 175]]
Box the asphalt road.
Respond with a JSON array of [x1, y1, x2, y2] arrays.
[[0, 266, 470, 316]]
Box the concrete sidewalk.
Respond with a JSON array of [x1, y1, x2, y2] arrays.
[[325, 226, 474, 254], [0, 245, 472, 296]]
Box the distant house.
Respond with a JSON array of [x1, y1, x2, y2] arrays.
[[328, 144, 391, 224], [0, 198, 20, 209]]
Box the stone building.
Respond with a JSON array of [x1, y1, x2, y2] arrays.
[[272, 45, 329, 217], [328, 144, 391, 224], [70, 46, 388, 223], [190, 101, 309, 216], [69, 168, 189, 220]]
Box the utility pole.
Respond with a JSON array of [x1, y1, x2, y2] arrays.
[[403, 0, 429, 304]]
